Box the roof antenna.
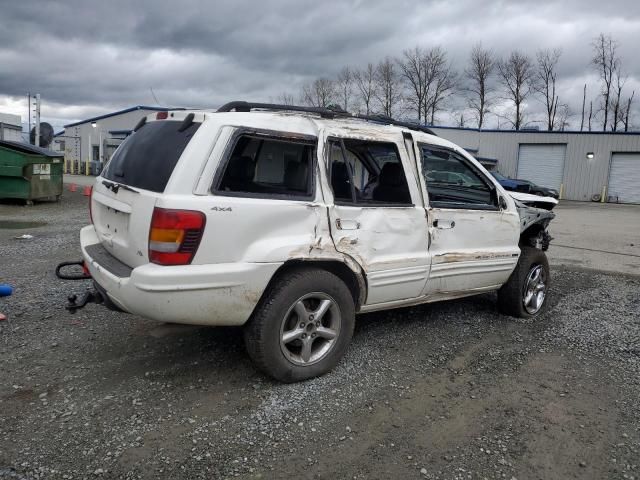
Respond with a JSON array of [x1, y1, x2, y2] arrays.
[[149, 87, 161, 105]]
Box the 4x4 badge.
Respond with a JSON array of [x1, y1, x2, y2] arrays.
[[211, 206, 232, 212]]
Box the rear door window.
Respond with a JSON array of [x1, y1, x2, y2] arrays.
[[102, 120, 200, 192], [215, 134, 316, 199], [328, 138, 412, 205]]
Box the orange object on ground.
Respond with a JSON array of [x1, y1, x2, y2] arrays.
[[83, 186, 92, 196], [69, 183, 77, 192]]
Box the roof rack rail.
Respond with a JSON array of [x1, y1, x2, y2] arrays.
[[216, 101, 344, 119], [352, 113, 437, 136], [215, 101, 437, 136]]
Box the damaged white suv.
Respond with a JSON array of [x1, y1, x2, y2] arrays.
[[74, 101, 554, 382]]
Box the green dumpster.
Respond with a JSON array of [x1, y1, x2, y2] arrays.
[[0, 140, 63, 202]]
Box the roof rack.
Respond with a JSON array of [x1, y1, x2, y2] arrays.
[[216, 101, 437, 136]]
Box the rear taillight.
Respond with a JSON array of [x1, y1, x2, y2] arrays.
[[148, 207, 206, 265]]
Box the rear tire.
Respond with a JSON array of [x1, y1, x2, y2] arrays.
[[497, 247, 550, 318], [244, 267, 355, 382]]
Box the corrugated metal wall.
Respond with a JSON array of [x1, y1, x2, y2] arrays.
[[430, 127, 640, 201]]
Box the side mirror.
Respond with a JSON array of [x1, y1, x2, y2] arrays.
[[499, 196, 508, 210]]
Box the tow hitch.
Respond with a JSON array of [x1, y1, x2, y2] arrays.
[[55, 260, 103, 313]]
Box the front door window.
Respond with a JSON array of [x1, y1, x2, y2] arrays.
[[421, 146, 495, 209]]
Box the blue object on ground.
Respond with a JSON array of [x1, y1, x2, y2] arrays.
[[0, 284, 13, 297]]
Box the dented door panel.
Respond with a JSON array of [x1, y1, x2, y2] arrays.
[[424, 208, 520, 295], [318, 126, 431, 305], [330, 205, 430, 304], [424, 203, 522, 295]]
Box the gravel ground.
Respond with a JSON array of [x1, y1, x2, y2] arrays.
[[1, 192, 639, 480]]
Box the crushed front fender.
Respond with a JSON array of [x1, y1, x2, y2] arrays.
[[515, 199, 555, 250]]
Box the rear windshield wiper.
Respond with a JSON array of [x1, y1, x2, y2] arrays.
[[102, 180, 139, 194]]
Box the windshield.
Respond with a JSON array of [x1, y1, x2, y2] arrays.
[[491, 171, 507, 181]]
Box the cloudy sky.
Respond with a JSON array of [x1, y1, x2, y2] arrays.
[[1, 0, 638, 132]]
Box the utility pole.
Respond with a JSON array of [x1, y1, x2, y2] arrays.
[[28, 93, 41, 146], [27, 92, 31, 143], [34, 94, 41, 147]]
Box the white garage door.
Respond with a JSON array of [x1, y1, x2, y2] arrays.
[[517, 144, 566, 190], [608, 153, 640, 204]]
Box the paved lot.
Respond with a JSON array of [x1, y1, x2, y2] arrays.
[[63, 175, 96, 188], [547, 201, 640, 276], [0, 193, 639, 480]]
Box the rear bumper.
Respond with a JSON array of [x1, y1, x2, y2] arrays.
[[80, 225, 280, 326]]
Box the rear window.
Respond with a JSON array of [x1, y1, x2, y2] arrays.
[[102, 120, 200, 192]]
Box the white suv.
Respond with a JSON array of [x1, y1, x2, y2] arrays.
[[77, 102, 555, 382]]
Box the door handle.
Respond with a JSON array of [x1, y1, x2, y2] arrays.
[[433, 219, 455, 229], [335, 218, 360, 230]]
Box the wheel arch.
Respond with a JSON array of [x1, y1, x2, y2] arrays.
[[520, 223, 551, 250], [258, 258, 367, 312]]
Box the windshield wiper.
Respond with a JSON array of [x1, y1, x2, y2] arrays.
[[102, 180, 139, 194]]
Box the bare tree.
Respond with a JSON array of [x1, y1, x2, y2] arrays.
[[277, 92, 295, 106], [580, 84, 587, 131], [497, 51, 534, 130], [420, 47, 446, 124], [556, 104, 571, 131], [622, 91, 635, 132], [588, 100, 594, 131], [465, 43, 494, 129], [591, 33, 620, 131], [336, 67, 353, 111], [398, 47, 428, 122], [428, 55, 458, 125], [610, 70, 627, 131], [301, 78, 335, 108], [353, 63, 377, 115], [374, 57, 402, 117], [399, 46, 453, 124], [534, 48, 562, 131]]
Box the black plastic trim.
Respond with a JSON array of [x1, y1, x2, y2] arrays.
[[85, 243, 133, 278], [133, 116, 146, 132]]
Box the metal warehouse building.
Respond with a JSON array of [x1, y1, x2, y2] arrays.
[[430, 126, 640, 204], [0, 112, 23, 142], [54, 106, 174, 174]]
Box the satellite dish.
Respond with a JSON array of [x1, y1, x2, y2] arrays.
[[30, 122, 54, 148]]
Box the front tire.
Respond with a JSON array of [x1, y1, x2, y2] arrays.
[[244, 267, 355, 382], [497, 246, 550, 318]]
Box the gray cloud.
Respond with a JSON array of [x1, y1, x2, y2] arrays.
[[0, 0, 638, 130]]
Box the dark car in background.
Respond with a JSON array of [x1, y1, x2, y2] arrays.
[[515, 179, 559, 199], [490, 172, 531, 193]]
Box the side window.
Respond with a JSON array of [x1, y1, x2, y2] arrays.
[[217, 134, 315, 198], [328, 138, 412, 205], [421, 146, 495, 208]]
